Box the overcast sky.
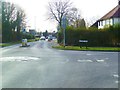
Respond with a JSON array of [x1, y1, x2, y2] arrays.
[[8, 0, 118, 32]]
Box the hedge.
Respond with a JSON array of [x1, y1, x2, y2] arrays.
[[58, 26, 120, 47]]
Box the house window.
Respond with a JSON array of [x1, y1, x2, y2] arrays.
[[103, 21, 105, 26], [110, 19, 113, 25], [109, 19, 111, 25], [106, 20, 108, 24], [101, 21, 103, 26]]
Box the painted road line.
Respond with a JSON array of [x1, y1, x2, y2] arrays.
[[86, 54, 92, 56], [0, 56, 40, 62], [96, 59, 105, 62], [113, 74, 119, 78], [113, 74, 119, 84], [77, 60, 93, 63]]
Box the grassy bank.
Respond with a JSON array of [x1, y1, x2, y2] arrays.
[[52, 46, 120, 52]]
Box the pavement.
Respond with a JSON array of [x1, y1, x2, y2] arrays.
[[0, 40, 119, 88]]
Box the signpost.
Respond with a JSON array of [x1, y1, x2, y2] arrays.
[[79, 40, 88, 48], [79, 40, 88, 43], [62, 16, 67, 47]]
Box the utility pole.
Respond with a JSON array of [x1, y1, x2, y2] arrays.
[[63, 27, 65, 47]]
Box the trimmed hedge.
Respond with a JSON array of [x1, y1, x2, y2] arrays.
[[22, 34, 35, 39], [58, 26, 120, 47]]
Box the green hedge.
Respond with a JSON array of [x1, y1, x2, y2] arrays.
[[58, 25, 120, 47], [22, 34, 35, 39]]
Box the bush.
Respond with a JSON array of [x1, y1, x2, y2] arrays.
[[35, 38, 40, 41], [22, 34, 35, 39]]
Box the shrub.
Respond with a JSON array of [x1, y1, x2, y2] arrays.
[[22, 34, 35, 39]]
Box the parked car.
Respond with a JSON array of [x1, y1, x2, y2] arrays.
[[48, 36, 53, 41], [40, 36, 46, 40]]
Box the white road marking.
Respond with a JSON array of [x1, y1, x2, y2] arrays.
[[113, 74, 119, 78], [77, 60, 93, 63], [86, 54, 92, 56], [112, 74, 119, 84], [0, 56, 40, 62], [96, 59, 105, 62]]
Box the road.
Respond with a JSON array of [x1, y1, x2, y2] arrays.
[[0, 40, 119, 88]]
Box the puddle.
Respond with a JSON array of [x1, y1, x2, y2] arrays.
[[0, 56, 40, 62]]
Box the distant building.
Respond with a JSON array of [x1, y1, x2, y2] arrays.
[[35, 33, 41, 38], [29, 29, 36, 36], [21, 28, 27, 34], [91, 1, 120, 29]]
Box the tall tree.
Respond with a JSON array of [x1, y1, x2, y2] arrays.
[[79, 18, 86, 28], [2, 1, 26, 42], [0, 1, 1, 25], [16, 9, 26, 40], [2, 2, 15, 42], [43, 30, 48, 38], [47, 0, 72, 28], [67, 7, 80, 25]]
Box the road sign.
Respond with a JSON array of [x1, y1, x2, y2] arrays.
[[79, 40, 88, 43], [62, 16, 67, 29], [79, 40, 88, 49]]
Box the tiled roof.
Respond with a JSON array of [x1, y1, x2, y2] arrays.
[[99, 5, 120, 20]]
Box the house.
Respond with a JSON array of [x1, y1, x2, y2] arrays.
[[29, 29, 36, 36], [92, 0, 120, 29], [90, 21, 98, 28]]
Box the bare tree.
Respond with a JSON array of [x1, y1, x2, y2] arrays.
[[16, 9, 26, 40], [67, 7, 86, 28], [48, 0, 72, 28], [67, 7, 81, 27]]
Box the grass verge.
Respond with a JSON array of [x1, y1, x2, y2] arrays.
[[52, 46, 120, 52], [0, 39, 37, 47], [0, 41, 21, 47]]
